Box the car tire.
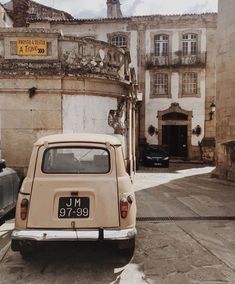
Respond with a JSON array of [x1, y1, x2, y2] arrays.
[[164, 162, 169, 168], [20, 249, 33, 260], [118, 238, 135, 256], [11, 240, 21, 251], [19, 241, 35, 259]]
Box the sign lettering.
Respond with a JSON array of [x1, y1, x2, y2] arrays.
[[17, 38, 47, 56]]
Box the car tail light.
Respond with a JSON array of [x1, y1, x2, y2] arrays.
[[20, 199, 29, 220], [120, 198, 128, 219]]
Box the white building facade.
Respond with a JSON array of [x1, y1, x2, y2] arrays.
[[29, 11, 217, 160]]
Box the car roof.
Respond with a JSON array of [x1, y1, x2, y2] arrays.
[[34, 133, 122, 146]]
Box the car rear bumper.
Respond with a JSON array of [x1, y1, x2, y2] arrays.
[[11, 228, 136, 242]]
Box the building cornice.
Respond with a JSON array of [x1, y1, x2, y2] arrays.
[[29, 12, 217, 26]]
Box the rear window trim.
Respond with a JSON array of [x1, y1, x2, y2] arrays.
[[41, 146, 111, 175]]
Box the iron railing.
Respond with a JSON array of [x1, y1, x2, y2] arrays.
[[146, 52, 207, 68]]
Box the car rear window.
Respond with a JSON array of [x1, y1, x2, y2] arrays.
[[42, 147, 110, 174]]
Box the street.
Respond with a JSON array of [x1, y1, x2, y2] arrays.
[[0, 163, 235, 284]]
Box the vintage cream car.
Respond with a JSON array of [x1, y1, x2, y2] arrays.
[[11, 134, 136, 257]]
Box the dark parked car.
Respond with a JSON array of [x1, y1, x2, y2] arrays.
[[142, 145, 169, 167], [0, 159, 20, 224]]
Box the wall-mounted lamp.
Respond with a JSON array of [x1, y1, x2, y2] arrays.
[[192, 125, 202, 136], [209, 102, 216, 120], [148, 125, 156, 136], [28, 87, 37, 98], [148, 125, 158, 136]]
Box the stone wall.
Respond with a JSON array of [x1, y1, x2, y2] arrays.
[[0, 29, 136, 175], [215, 0, 235, 181]]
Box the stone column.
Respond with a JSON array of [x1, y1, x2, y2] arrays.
[[137, 23, 147, 144]]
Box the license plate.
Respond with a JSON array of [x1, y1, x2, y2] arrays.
[[154, 162, 162, 166], [58, 197, 89, 218]]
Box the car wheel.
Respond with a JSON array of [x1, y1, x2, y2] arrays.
[[118, 238, 135, 256], [19, 241, 35, 259], [164, 162, 169, 168], [11, 240, 21, 251], [20, 249, 33, 260]]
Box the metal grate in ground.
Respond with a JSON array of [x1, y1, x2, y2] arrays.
[[136, 216, 235, 222]]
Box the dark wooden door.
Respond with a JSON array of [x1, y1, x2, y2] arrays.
[[162, 125, 188, 158]]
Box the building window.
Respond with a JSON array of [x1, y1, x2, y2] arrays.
[[27, 13, 37, 20], [182, 72, 198, 95], [154, 34, 169, 56], [182, 33, 198, 55], [111, 35, 127, 48], [153, 73, 169, 96]]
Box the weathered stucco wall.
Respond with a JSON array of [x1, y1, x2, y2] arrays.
[[215, 0, 235, 181], [0, 80, 62, 173], [0, 29, 135, 175], [63, 95, 117, 134]]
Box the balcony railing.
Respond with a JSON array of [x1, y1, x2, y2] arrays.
[[146, 52, 207, 69], [0, 33, 131, 80], [61, 37, 130, 80]]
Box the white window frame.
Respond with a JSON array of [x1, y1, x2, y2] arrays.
[[152, 73, 169, 96], [182, 33, 198, 55], [154, 34, 169, 56], [111, 35, 127, 48], [182, 72, 198, 95]]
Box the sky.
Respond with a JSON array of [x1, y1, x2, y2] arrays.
[[0, 0, 218, 19]]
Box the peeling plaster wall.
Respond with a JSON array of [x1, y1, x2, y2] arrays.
[[63, 95, 117, 134], [0, 23, 138, 177], [0, 77, 129, 174], [0, 84, 62, 175], [0, 30, 133, 174]]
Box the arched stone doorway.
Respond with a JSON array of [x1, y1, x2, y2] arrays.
[[158, 103, 192, 158]]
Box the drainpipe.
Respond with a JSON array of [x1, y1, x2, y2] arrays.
[[0, 112, 1, 159], [132, 101, 136, 173], [128, 96, 133, 178]]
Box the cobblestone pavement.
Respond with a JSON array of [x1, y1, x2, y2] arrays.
[[0, 163, 235, 284]]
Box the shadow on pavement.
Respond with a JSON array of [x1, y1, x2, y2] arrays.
[[138, 162, 207, 174], [5, 242, 133, 284]]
